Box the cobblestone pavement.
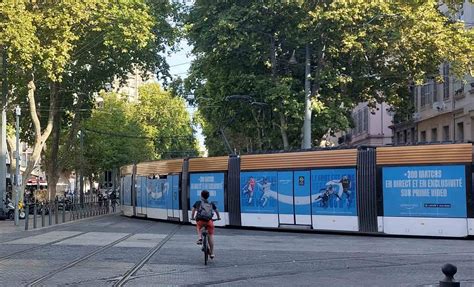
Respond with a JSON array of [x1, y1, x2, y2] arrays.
[[1, 214, 474, 287]]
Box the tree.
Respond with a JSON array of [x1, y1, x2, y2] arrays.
[[185, 1, 310, 153], [1, 1, 179, 200], [300, 0, 474, 131], [43, 0, 179, 199], [82, 92, 153, 180], [132, 83, 199, 159], [183, 0, 473, 155]]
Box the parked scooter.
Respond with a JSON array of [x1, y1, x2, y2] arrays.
[[4, 198, 26, 220]]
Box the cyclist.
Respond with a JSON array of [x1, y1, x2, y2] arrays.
[[191, 190, 221, 259]]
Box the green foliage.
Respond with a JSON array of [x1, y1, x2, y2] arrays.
[[1, 1, 181, 184], [132, 83, 199, 159], [80, 83, 199, 176], [82, 93, 153, 174], [184, 0, 473, 155]]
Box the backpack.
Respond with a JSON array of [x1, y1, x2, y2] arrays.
[[196, 200, 214, 221]]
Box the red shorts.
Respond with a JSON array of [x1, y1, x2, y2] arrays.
[[196, 220, 214, 235]]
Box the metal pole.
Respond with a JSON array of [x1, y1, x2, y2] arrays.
[[33, 204, 37, 229], [14, 106, 20, 225], [48, 203, 52, 225], [0, 47, 8, 214], [25, 204, 29, 230], [302, 43, 312, 149], [79, 130, 84, 205], [41, 204, 45, 227], [55, 200, 58, 224], [62, 198, 66, 223]]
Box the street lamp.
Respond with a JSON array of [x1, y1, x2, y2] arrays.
[[79, 129, 84, 205], [14, 105, 20, 225]]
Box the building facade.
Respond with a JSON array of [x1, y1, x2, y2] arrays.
[[393, 1, 474, 144], [328, 102, 393, 147]]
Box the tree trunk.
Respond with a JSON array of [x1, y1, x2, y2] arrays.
[[250, 109, 263, 150], [65, 92, 85, 149], [46, 82, 62, 201], [269, 35, 289, 150], [279, 113, 289, 150], [301, 43, 325, 146], [20, 76, 58, 202]]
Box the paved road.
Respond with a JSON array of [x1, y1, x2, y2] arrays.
[[0, 214, 473, 286]]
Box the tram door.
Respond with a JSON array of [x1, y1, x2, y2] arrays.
[[136, 176, 147, 215], [166, 175, 180, 220], [278, 171, 295, 224], [278, 171, 311, 226], [294, 171, 311, 225], [171, 175, 180, 218]]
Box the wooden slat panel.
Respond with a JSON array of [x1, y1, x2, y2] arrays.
[[377, 144, 472, 165], [120, 165, 133, 176], [241, 149, 357, 170], [189, 156, 228, 172], [136, 159, 183, 176]]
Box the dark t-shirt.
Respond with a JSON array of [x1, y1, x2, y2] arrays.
[[193, 200, 217, 211]]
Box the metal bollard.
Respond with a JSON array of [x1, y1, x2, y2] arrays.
[[70, 204, 74, 221], [33, 204, 37, 229], [440, 263, 460, 287], [25, 204, 30, 230], [62, 200, 66, 223], [55, 201, 58, 224], [48, 203, 52, 225], [41, 204, 45, 227]]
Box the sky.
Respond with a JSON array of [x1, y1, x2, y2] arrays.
[[164, 39, 207, 155]]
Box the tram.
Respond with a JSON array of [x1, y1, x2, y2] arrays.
[[120, 143, 474, 237]]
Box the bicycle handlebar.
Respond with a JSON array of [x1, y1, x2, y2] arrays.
[[191, 217, 221, 222]]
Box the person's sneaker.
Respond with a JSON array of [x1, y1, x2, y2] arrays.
[[196, 239, 202, 245], [210, 254, 215, 259]]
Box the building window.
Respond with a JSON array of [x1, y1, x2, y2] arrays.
[[421, 84, 427, 107], [457, 122, 464, 142], [357, 110, 363, 134], [432, 79, 438, 103], [397, 132, 403, 144], [443, 63, 450, 99], [443, 125, 450, 141], [363, 107, 368, 132], [411, 128, 416, 143], [414, 87, 419, 111], [431, 128, 438, 142], [420, 131, 426, 142]]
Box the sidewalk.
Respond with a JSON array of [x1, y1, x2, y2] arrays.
[[0, 207, 116, 236], [0, 219, 25, 234]]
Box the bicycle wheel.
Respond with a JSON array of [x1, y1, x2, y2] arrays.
[[203, 234, 208, 265]]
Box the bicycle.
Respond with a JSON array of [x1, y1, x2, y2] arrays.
[[192, 217, 219, 265]]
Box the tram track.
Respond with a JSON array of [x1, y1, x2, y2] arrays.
[[26, 221, 157, 287], [124, 248, 474, 284], [182, 256, 474, 287], [112, 224, 181, 287]]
